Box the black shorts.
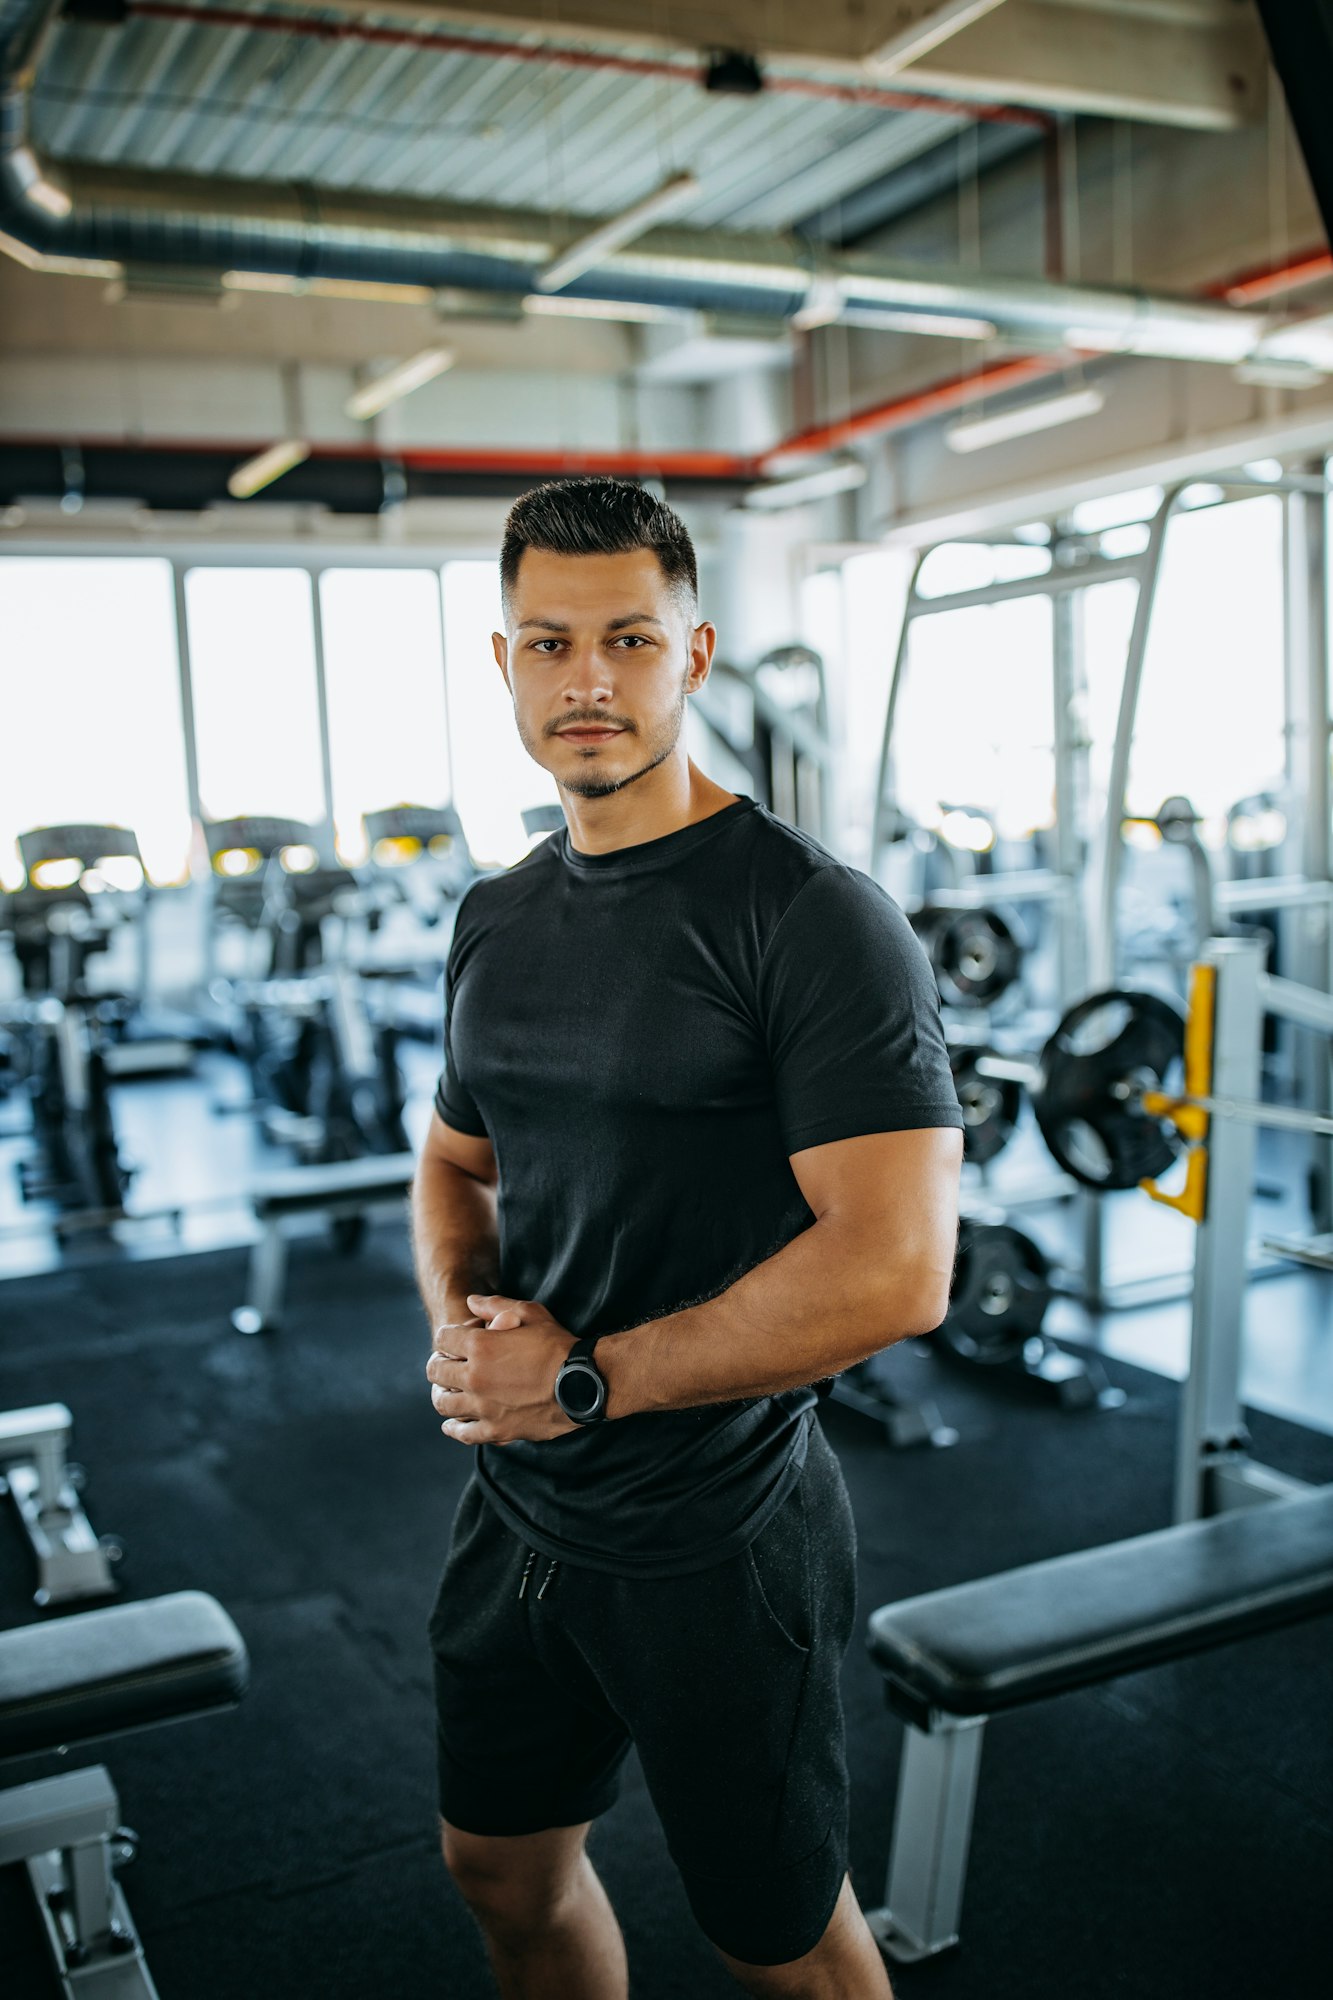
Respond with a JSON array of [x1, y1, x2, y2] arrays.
[[426, 1417, 858, 1966]]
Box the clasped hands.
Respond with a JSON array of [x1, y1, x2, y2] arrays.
[[427, 1294, 580, 1446]]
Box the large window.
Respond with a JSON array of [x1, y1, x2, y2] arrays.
[[185, 567, 326, 828], [893, 594, 1056, 848], [1126, 494, 1286, 830], [319, 569, 452, 864], [0, 557, 191, 887], [442, 559, 559, 867]]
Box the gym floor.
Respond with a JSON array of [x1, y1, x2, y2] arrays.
[[0, 1196, 1329, 2000], [0, 1055, 1330, 1999]]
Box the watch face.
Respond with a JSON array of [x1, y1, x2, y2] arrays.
[[559, 1361, 604, 1420]]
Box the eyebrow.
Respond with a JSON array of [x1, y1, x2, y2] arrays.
[[516, 612, 666, 633]]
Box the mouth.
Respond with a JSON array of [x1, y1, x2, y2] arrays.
[[556, 727, 626, 743]]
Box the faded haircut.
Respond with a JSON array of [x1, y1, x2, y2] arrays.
[[500, 476, 698, 615]]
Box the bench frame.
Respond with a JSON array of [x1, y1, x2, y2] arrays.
[[0, 1764, 156, 1998], [0, 1403, 118, 1607], [864, 1708, 986, 1962], [232, 1155, 415, 1333]]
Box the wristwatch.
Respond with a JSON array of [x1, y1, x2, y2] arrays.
[[554, 1334, 609, 1425]]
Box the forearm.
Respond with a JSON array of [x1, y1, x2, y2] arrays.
[[600, 1216, 955, 1420], [410, 1153, 501, 1325]]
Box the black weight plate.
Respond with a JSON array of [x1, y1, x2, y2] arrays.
[[950, 1045, 1022, 1165], [933, 907, 1023, 1008], [1034, 988, 1185, 1191], [936, 1221, 1052, 1365]]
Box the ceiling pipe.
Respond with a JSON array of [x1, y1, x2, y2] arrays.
[[0, 0, 69, 219], [9, 3, 1327, 370], [760, 240, 1333, 467], [7, 145, 1333, 379], [121, 2, 1052, 130]]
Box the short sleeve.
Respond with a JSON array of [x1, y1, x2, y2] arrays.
[[432, 925, 489, 1139], [758, 866, 964, 1156]]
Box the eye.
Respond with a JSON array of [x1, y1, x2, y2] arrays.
[[531, 638, 564, 653], [612, 634, 649, 648]]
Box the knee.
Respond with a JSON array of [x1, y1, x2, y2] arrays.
[[440, 1823, 580, 1940]]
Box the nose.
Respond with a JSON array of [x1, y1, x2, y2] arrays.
[[560, 647, 616, 708]]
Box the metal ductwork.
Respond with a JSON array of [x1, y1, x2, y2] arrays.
[[4, 0, 1333, 380]]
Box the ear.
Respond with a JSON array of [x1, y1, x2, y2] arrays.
[[685, 620, 717, 695], [492, 630, 511, 691]]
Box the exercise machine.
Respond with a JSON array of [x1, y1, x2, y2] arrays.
[[0, 1591, 248, 1998], [0, 1404, 121, 1608], [864, 1484, 1333, 1961]]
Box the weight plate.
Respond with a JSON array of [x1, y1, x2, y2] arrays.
[[1034, 988, 1185, 1191], [936, 1220, 1052, 1365], [950, 1045, 1022, 1165], [932, 907, 1023, 1009]]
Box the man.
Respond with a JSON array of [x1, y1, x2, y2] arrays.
[[412, 476, 964, 2000]]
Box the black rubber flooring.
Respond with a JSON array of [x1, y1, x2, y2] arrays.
[[0, 1226, 1330, 2000]]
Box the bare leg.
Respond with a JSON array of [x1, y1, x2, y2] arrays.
[[715, 1876, 894, 2000], [440, 1819, 629, 2000]]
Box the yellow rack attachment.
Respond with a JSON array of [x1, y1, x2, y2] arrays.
[[1138, 960, 1215, 1225]]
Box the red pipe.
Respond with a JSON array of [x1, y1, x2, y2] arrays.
[[1207, 246, 1333, 306], [761, 239, 1333, 466], [761, 353, 1066, 467], [125, 2, 1051, 130], [0, 435, 761, 480]]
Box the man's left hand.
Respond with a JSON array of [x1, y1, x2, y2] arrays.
[[427, 1294, 578, 1445]]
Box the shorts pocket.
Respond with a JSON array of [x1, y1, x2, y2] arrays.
[[743, 1480, 812, 1656]]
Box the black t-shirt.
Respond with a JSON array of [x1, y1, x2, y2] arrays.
[[433, 797, 963, 1577]]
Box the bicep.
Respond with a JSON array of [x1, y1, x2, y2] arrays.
[[422, 1111, 498, 1188], [790, 1127, 962, 1286]]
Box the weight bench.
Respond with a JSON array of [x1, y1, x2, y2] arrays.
[[0, 1590, 248, 1998], [864, 1485, 1333, 1962], [0, 1404, 119, 1608], [233, 1150, 416, 1333]]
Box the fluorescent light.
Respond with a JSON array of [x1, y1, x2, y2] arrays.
[[1065, 316, 1259, 364], [871, 0, 1007, 74], [345, 347, 456, 420], [1242, 458, 1284, 482], [535, 172, 700, 293], [522, 293, 682, 324], [1234, 359, 1328, 390], [945, 385, 1106, 454], [226, 439, 311, 500], [840, 306, 998, 340], [746, 461, 867, 511]]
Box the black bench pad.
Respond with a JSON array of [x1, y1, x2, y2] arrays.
[[252, 1151, 416, 1217], [0, 1591, 249, 1759], [868, 1486, 1333, 1724]]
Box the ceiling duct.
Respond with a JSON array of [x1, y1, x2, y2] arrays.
[[3, 1, 1333, 380]]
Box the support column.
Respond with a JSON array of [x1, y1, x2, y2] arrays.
[[1282, 477, 1333, 1233], [1174, 938, 1265, 1523]]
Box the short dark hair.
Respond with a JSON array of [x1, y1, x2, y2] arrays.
[[500, 476, 698, 612]]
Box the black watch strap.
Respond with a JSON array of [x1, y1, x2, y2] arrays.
[[555, 1334, 607, 1424]]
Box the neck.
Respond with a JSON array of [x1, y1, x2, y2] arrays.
[[560, 753, 737, 856]]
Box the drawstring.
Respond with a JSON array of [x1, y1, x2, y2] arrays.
[[517, 1552, 559, 1602]]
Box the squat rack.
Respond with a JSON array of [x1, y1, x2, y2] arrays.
[[870, 469, 1333, 1305]]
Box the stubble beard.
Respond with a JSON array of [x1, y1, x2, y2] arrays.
[[520, 676, 689, 802]]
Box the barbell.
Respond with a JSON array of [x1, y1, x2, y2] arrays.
[[935, 1220, 1053, 1366], [949, 1044, 1023, 1166], [913, 905, 1025, 1010], [979, 986, 1333, 1197]]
